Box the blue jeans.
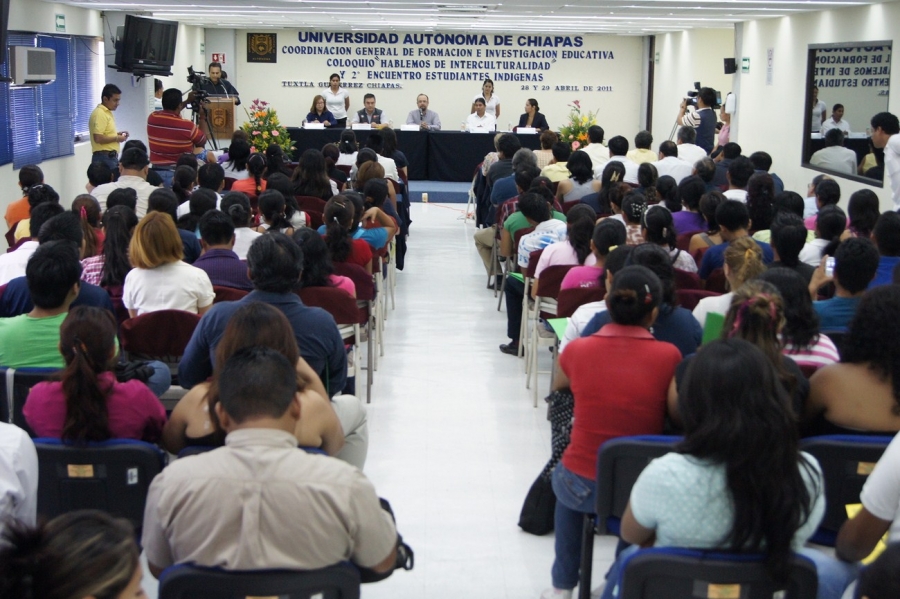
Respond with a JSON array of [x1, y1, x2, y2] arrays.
[[598, 546, 857, 599], [92, 151, 119, 176], [143, 360, 172, 398], [551, 463, 598, 590], [152, 168, 175, 189]]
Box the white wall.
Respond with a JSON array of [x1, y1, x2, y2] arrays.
[[735, 4, 899, 210], [650, 28, 735, 149]]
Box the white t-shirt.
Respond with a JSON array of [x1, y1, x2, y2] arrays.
[[821, 118, 851, 136], [883, 134, 900, 211], [123, 261, 215, 316], [233, 227, 262, 261], [323, 88, 349, 120], [466, 112, 496, 133], [860, 431, 900, 543], [607, 156, 640, 185], [336, 152, 357, 167], [811, 100, 827, 132], [798, 238, 830, 267], [0, 422, 38, 531], [676, 143, 708, 167], [692, 291, 734, 329], [723, 189, 748, 203], [0, 241, 38, 286], [560, 300, 607, 354], [474, 93, 500, 117], [222, 162, 250, 180]]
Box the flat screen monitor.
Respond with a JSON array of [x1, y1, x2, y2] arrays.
[[114, 15, 177, 76]]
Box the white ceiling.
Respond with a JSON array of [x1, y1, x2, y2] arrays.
[[51, 0, 884, 35]]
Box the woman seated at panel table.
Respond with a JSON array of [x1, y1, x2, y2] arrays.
[[517, 98, 549, 131], [306, 94, 337, 127]]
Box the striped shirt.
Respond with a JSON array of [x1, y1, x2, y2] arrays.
[[81, 255, 105, 286], [782, 334, 840, 371], [147, 110, 207, 166]]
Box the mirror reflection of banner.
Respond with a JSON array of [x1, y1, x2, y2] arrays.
[[814, 45, 891, 130]]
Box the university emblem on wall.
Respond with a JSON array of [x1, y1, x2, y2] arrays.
[[248, 33, 277, 63]]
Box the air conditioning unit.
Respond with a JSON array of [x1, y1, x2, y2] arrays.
[[9, 46, 56, 86]]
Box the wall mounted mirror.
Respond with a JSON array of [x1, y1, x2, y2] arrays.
[[803, 41, 891, 186]]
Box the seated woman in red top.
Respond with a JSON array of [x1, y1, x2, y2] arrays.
[[23, 306, 166, 442], [543, 265, 682, 599], [229, 153, 267, 197], [323, 195, 373, 273]]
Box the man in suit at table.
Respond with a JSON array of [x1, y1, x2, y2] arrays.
[[352, 94, 389, 129], [405, 94, 442, 131]]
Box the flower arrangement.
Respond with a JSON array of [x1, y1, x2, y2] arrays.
[[240, 99, 294, 154], [557, 100, 598, 151]]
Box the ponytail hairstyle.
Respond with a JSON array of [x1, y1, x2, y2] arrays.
[[246, 153, 267, 196], [637, 162, 658, 204], [699, 190, 726, 234], [27, 183, 59, 209], [607, 182, 633, 215], [816, 204, 848, 257], [176, 188, 217, 233], [99, 205, 138, 288], [171, 165, 197, 203], [656, 175, 679, 213], [323, 194, 355, 262], [642, 204, 677, 250], [723, 236, 766, 289], [257, 190, 292, 233], [225, 139, 251, 173], [57, 306, 118, 442], [293, 226, 334, 288], [221, 192, 253, 228], [0, 510, 140, 599], [265, 143, 289, 178], [677, 338, 818, 583], [592, 218, 627, 261], [566, 204, 597, 264], [71, 195, 101, 259], [606, 265, 662, 326], [621, 191, 647, 225], [597, 161, 627, 214], [747, 173, 776, 232], [17, 164, 44, 194], [339, 129, 358, 154]]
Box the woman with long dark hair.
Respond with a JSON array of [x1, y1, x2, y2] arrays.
[[72, 194, 103, 258], [337, 129, 358, 166], [293, 227, 355, 297], [322, 195, 373, 273], [264, 172, 305, 228], [379, 127, 408, 180], [252, 189, 295, 235], [80, 205, 138, 288], [847, 189, 880, 238], [222, 139, 251, 180], [599, 338, 827, 599], [688, 191, 726, 255], [596, 161, 627, 216], [747, 172, 776, 233], [636, 162, 658, 205], [291, 149, 335, 201], [171, 164, 197, 206], [230, 153, 267, 197], [322, 143, 348, 191], [264, 143, 293, 178], [531, 204, 596, 298], [641, 204, 697, 273], [799, 205, 846, 266], [556, 151, 600, 203], [221, 191, 261, 260], [24, 306, 165, 442]]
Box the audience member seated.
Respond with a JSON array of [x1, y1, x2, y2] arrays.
[[759, 268, 840, 370], [492, 148, 538, 206], [331, 191, 395, 252], [693, 236, 766, 328], [804, 178, 841, 230], [642, 205, 697, 272], [807, 284, 900, 435], [810, 128, 857, 175], [694, 157, 718, 193], [711, 142, 742, 189], [0, 213, 114, 319], [357, 162, 399, 219], [145, 346, 396, 578], [0, 202, 62, 286], [323, 143, 349, 191], [264, 173, 307, 229], [540, 142, 572, 183], [5, 165, 43, 232], [175, 188, 217, 234], [620, 193, 647, 246], [221, 139, 251, 180], [603, 338, 835, 599], [24, 306, 166, 441], [379, 128, 408, 181], [603, 182, 634, 228], [582, 243, 701, 357], [11, 183, 60, 244], [595, 162, 627, 216], [688, 191, 726, 256], [220, 192, 261, 261], [123, 212, 214, 317], [499, 193, 569, 355], [293, 228, 356, 296], [147, 188, 201, 264], [810, 237, 879, 332], [542, 265, 681, 599], [722, 156, 754, 203], [498, 174, 563, 262], [253, 190, 296, 236], [625, 130, 656, 165], [749, 151, 785, 194], [530, 204, 596, 297], [193, 210, 252, 291], [559, 243, 629, 352], [323, 196, 374, 273], [675, 125, 707, 166], [580, 126, 608, 177], [800, 205, 846, 267], [636, 163, 659, 205], [229, 153, 267, 197], [72, 195, 104, 259], [746, 172, 776, 235], [846, 189, 880, 239], [561, 219, 626, 292], [0, 510, 145, 598], [698, 200, 773, 280], [292, 149, 335, 201], [555, 151, 600, 203], [0, 420, 37, 531], [162, 302, 346, 462], [85, 161, 113, 194], [654, 140, 692, 184], [769, 212, 816, 284], [179, 233, 348, 396], [606, 136, 639, 184], [336, 129, 358, 166], [91, 148, 156, 217], [535, 129, 558, 170], [171, 164, 197, 207], [868, 211, 900, 288], [0, 241, 83, 368], [753, 190, 813, 245], [656, 175, 680, 213], [671, 175, 706, 234]]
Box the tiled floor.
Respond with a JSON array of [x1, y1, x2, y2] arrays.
[[142, 202, 617, 598]]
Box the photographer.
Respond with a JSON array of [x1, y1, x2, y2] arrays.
[[677, 86, 717, 155], [198, 62, 240, 105]]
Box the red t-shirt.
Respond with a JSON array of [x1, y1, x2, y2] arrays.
[[560, 323, 682, 479], [147, 110, 207, 166]]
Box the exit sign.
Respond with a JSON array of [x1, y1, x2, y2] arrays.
[[211, 52, 226, 64]]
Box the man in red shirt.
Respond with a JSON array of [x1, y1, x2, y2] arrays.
[[147, 88, 207, 188]]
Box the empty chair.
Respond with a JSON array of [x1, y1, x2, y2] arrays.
[[159, 563, 361, 599], [0, 366, 58, 433]]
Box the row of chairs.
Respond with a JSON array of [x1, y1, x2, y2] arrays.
[[575, 434, 892, 599]]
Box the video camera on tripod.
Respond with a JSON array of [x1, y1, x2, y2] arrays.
[[683, 82, 722, 109], [185, 66, 209, 113]]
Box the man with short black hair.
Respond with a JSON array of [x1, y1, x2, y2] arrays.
[[626, 131, 656, 165], [810, 128, 856, 175], [807, 237, 879, 331], [870, 112, 900, 209], [606, 136, 639, 184], [804, 178, 842, 230], [693, 157, 718, 192], [89, 84, 128, 173], [711, 142, 742, 189], [677, 87, 717, 154], [540, 142, 573, 182], [821, 103, 850, 136], [198, 61, 240, 104], [654, 140, 692, 183], [723, 157, 755, 202], [698, 200, 774, 280], [769, 212, 815, 284], [106, 188, 138, 212], [0, 203, 63, 286], [749, 151, 784, 195], [352, 93, 389, 129], [178, 163, 226, 218], [487, 133, 522, 187], [148, 188, 201, 264], [676, 125, 708, 166], [147, 88, 209, 188], [193, 210, 252, 291], [91, 148, 157, 217], [868, 212, 900, 288], [143, 346, 398, 578], [582, 125, 609, 176]]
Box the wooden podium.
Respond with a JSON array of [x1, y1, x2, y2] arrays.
[[199, 97, 236, 141]]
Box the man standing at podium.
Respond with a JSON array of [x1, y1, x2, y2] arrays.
[[405, 94, 441, 130], [147, 88, 208, 188], [199, 62, 240, 105]]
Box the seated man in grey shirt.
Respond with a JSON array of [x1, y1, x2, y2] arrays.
[[405, 93, 441, 130]]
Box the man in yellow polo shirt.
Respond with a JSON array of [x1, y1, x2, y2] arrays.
[[89, 84, 129, 175]]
